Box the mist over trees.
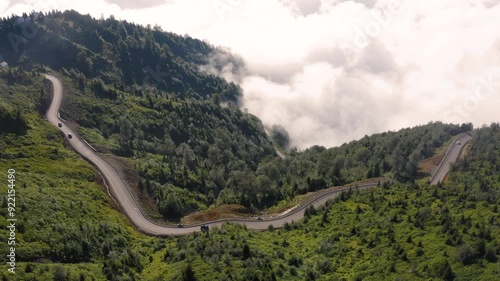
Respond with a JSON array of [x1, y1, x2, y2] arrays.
[[66, 68, 473, 217], [144, 123, 500, 280], [0, 10, 242, 102], [0, 11, 475, 219], [270, 125, 290, 150], [0, 10, 498, 280]]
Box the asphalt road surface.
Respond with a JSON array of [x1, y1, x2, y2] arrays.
[[44, 74, 469, 235], [430, 133, 473, 185]]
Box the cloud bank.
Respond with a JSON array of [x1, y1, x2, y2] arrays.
[[2, 0, 500, 148]]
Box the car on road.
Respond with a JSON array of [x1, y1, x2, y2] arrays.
[[200, 225, 209, 232], [177, 223, 184, 228], [456, 141, 461, 145], [68, 133, 72, 139], [58, 122, 62, 127]]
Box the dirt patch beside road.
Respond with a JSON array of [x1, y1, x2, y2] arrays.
[[419, 154, 445, 174], [182, 204, 253, 224]]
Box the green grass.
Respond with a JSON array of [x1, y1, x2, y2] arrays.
[[0, 70, 498, 281], [0, 115, 144, 280], [140, 179, 499, 281], [76, 125, 120, 152], [0, 70, 149, 280], [264, 193, 308, 215]]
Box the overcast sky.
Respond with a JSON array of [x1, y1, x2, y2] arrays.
[[2, 0, 500, 148]]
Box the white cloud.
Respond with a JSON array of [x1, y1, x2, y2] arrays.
[[1, 0, 500, 148]]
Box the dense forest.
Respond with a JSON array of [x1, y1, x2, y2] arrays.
[[0, 69, 499, 280], [0, 70, 146, 280], [1, 11, 474, 219], [149, 141, 500, 281], [0, 10, 498, 280], [0, 10, 242, 102], [0, 103, 27, 134], [60, 68, 472, 218], [149, 123, 499, 280]]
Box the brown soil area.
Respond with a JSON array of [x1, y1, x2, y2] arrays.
[[181, 204, 253, 224], [419, 153, 445, 175]]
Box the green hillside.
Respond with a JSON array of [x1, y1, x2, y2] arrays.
[[0, 10, 498, 281], [0, 10, 242, 102], [1, 69, 499, 281], [1, 11, 475, 220], [0, 70, 149, 280]]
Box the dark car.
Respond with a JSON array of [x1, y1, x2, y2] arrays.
[[58, 122, 63, 127], [200, 225, 209, 232], [68, 133, 72, 139], [177, 223, 184, 228]]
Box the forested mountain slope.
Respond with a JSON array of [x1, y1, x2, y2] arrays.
[[0, 10, 242, 101], [59, 66, 472, 219], [0, 11, 473, 220], [1, 70, 498, 279], [0, 70, 147, 280], [115, 124, 500, 281], [57, 72, 276, 219]]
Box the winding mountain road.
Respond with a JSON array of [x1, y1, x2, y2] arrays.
[[430, 133, 472, 185], [45, 74, 470, 235]]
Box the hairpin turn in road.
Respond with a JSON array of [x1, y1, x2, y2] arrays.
[[44, 74, 471, 236]]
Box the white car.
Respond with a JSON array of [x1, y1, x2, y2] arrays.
[[456, 141, 461, 145]]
